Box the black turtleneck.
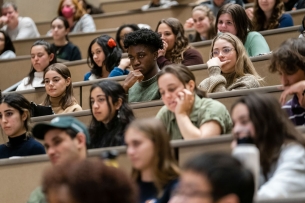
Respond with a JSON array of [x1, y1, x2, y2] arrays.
[[0, 133, 45, 159]]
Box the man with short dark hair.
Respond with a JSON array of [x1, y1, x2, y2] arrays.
[[27, 116, 90, 203], [123, 29, 163, 102], [169, 153, 255, 203], [0, 2, 40, 40]]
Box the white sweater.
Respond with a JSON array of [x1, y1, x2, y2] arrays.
[[257, 143, 305, 199], [16, 72, 44, 91]]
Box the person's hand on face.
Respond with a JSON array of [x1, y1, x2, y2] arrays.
[[158, 40, 168, 57], [0, 16, 8, 25], [184, 18, 194, 29], [118, 58, 131, 70], [207, 57, 230, 68], [174, 89, 194, 116], [123, 70, 144, 92], [245, 8, 254, 20], [280, 81, 305, 108]]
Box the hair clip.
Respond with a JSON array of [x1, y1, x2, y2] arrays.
[[107, 38, 116, 48]]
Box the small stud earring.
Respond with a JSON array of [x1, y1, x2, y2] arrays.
[[117, 110, 120, 118]]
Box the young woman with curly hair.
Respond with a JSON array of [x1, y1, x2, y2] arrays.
[[156, 17, 204, 69], [252, 0, 293, 31], [199, 33, 262, 93]]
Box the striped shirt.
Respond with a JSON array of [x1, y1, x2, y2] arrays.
[[282, 94, 305, 126]]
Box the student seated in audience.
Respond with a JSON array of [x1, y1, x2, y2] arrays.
[[184, 5, 216, 43], [42, 63, 82, 114], [141, 0, 178, 11], [169, 153, 254, 203], [16, 40, 57, 91], [48, 0, 96, 35], [0, 30, 15, 59], [0, 3, 40, 40], [0, 93, 45, 159], [84, 35, 129, 80], [252, 0, 294, 31], [156, 64, 232, 140], [77, 0, 104, 14], [28, 116, 90, 202], [199, 33, 262, 93], [269, 38, 305, 126], [284, 0, 305, 10], [216, 4, 270, 57], [156, 17, 204, 69], [231, 93, 305, 199], [88, 80, 134, 149], [116, 24, 140, 53], [50, 16, 82, 61], [298, 15, 305, 38], [42, 158, 137, 203], [125, 118, 180, 203], [199, 0, 244, 16], [122, 29, 162, 103]]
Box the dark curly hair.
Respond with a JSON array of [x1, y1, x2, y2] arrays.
[[87, 35, 122, 79], [115, 24, 140, 52], [252, 0, 284, 31], [123, 28, 163, 53], [216, 4, 253, 44], [269, 38, 305, 75], [156, 17, 190, 64]]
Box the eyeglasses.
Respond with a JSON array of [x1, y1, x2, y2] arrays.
[[171, 185, 212, 199], [212, 47, 234, 57]]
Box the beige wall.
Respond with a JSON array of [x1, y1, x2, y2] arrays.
[[4, 0, 60, 22]]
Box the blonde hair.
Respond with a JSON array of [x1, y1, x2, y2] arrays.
[[192, 5, 216, 40], [210, 33, 262, 82], [128, 118, 180, 195]]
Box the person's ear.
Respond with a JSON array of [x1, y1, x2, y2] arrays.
[[185, 80, 195, 92], [114, 98, 123, 110], [49, 53, 55, 62], [21, 110, 28, 122], [216, 194, 240, 203], [153, 51, 158, 60], [65, 77, 71, 86], [74, 132, 86, 149]]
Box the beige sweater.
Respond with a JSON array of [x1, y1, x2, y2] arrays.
[[43, 95, 82, 114], [199, 66, 260, 93]]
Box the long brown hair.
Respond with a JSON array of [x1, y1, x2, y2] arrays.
[[156, 18, 190, 64], [210, 33, 262, 83], [42, 63, 77, 110], [231, 93, 305, 179], [57, 0, 86, 22], [128, 118, 180, 195], [252, 0, 284, 31], [215, 4, 253, 44]]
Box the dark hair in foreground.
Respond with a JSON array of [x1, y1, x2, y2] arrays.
[[183, 152, 254, 203], [87, 35, 122, 78], [157, 64, 206, 98], [42, 158, 138, 203], [216, 4, 253, 44], [89, 80, 134, 148], [124, 28, 163, 52], [231, 93, 305, 179], [26, 40, 57, 86], [269, 38, 305, 75], [42, 63, 76, 110], [0, 93, 32, 135], [116, 24, 140, 51], [0, 30, 15, 55]]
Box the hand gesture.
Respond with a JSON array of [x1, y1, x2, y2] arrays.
[[184, 18, 194, 29], [118, 58, 131, 70], [207, 57, 230, 68], [245, 8, 254, 21], [280, 81, 305, 108], [174, 89, 194, 116], [158, 40, 168, 57], [122, 70, 144, 92], [0, 16, 8, 26]]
